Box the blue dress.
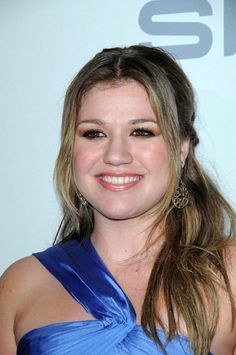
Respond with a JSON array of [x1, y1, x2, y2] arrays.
[[17, 238, 212, 354]]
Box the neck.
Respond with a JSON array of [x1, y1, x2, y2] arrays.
[[91, 211, 163, 266]]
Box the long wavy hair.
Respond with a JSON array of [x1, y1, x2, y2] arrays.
[[54, 45, 235, 354]]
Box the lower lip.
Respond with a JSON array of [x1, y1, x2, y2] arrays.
[[96, 177, 143, 192]]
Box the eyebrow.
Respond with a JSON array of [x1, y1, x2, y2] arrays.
[[77, 118, 158, 126]]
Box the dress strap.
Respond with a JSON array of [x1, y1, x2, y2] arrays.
[[33, 238, 136, 326]]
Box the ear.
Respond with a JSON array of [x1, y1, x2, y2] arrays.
[[180, 139, 190, 168]]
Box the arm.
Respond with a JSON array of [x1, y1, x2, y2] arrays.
[[226, 243, 236, 355], [210, 243, 236, 355], [0, 266, 18, 354], [0, 257, 35, 355]]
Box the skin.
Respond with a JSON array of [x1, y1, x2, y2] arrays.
[[73, 80, 188, 259], [0, 80, 235, 354], [74, 81, 172, 222]]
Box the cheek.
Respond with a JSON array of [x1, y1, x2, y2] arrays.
[[72, 145, 88, 182], [72, 143, 100, 180], [140, 141, 169, 172]]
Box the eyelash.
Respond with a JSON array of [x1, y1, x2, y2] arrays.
[[131, 128, 155, 137], [82, 128, 155, 139], [82, 129, 105, 139]]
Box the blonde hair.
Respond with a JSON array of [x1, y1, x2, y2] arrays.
[[54, 45, 235, 354]]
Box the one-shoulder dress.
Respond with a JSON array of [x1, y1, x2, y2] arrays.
[[17, 238, 213, 354]]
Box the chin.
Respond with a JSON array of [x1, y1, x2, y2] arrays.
[[98, 210, 134, 221], [93, 205, 148, 221]]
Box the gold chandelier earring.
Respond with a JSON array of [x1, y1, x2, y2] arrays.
[[172, 180, 189, 209], [78, 192, 88, 207]]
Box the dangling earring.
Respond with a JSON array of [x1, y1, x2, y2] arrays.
[[78, 192, 88, 207], [172, 180, 189, 209]]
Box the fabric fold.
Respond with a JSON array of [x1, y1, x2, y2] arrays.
[[17, 237, 206, 354]]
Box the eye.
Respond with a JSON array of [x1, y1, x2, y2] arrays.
[[131, 128, 155, 137], [82, 129, 106, 139]]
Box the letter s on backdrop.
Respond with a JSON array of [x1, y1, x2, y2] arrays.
[[139, 0, 213, 59]]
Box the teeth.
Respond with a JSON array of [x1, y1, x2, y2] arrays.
[[100, 175, 140, 185]]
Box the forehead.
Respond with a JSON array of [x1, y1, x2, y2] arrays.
[[78, 80, 156, 120], [81, 79, 146, 100]]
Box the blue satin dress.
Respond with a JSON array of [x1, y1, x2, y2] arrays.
[[17, 238, 213, 354]]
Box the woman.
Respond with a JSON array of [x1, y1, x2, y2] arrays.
[[0, 45, 235, 355]]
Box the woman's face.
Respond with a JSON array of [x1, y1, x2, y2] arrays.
[[73, 80, 171, 221]]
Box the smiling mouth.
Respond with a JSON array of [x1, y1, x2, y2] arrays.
[[96, 174, 143, 191], [100, 175, 141, 185]]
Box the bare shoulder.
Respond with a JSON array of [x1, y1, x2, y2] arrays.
[[0, 255, 49, 313], [224, 241, 236, 292], [222, 241, 236, 349], [0, 256, 45, 354], [209, 241, 236, 354], [0, 255, 45, 295]]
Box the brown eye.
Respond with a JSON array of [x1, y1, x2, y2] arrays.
[[131, 128, 155, 137], [82, 130, 106, 139]]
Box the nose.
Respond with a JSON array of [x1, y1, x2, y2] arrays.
[[103, 136, 133, 166]]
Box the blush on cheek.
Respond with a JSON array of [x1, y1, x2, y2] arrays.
[[72, 146, 97, 186], [141, 142, 169, 166], [73, 143, 90, 165], [73, 150, 88, 163]]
